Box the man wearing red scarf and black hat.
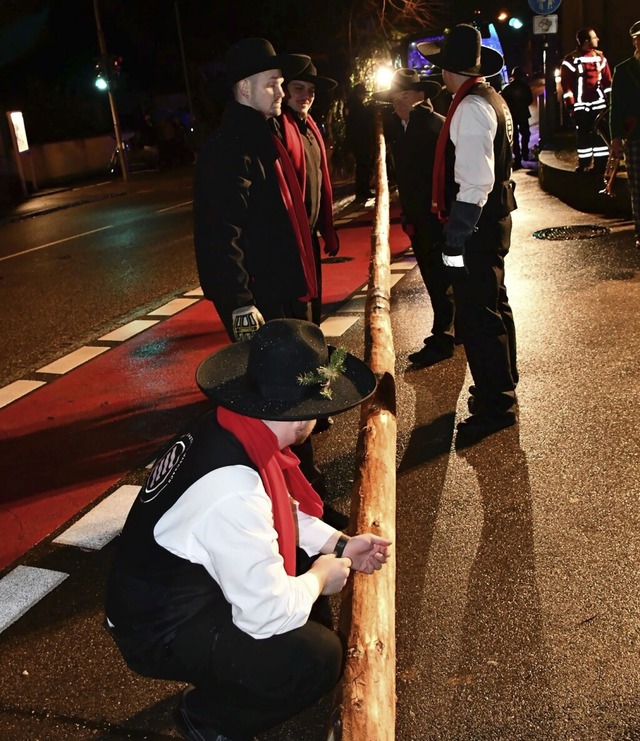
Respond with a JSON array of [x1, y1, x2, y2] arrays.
[[418, 24, 519, 445], [105, 318, 391, 741], [277, 58, 340, 326]]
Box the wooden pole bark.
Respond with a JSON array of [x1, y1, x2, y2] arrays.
[[329, 108, 397, 741]]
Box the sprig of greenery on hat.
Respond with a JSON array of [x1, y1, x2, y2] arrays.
[[297, 347, 347, 399]]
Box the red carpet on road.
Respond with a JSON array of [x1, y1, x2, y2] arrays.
[[0, 209, 408, 571]]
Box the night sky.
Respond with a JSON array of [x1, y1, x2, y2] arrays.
[[0, 0, 535, 140]]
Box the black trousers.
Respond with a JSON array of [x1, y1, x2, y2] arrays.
[[411, 222, 455, 342], [110, 603, 342, 741], [450, 215, 518, 414], [512, 117, 531, 163]]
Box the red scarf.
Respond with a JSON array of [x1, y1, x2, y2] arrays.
[[271, 134, 318, 301], [280, 110, 339, 255], [217, 407, 324, 576], [431, 77, 482, 222]]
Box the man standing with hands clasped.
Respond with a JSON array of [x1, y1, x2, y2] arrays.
[[279, 58, 340, 326], [418, 24, 519, 445], [105, 318, 392, 741]]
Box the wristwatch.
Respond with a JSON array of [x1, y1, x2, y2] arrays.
[[333, 534, 349, 558]]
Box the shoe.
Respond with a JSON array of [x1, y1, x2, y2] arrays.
[[467, 386, 518, 415], [408, 343, 454, 367], [322, 502, 349, 530], [174, 688, 236, 741], [455, 410, 517, 447], [313, 416, 334, 434]]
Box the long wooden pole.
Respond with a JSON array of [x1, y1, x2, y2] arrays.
[[329, 108, 397, 741]]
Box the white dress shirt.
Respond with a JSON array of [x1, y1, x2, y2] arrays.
[[449, 90, 498, 208], [153, 464, 336, 640]]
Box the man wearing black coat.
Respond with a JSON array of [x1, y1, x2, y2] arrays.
[[374, 69, 456, 367], [500, 67, 533, 169], [194, 38, 312, 341]]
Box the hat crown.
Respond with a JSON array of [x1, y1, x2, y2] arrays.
[[441, 24, 482, 72], [225, 37, 276, 71], [299, 60, 318, 78], [224, 38, 308, 85], [287, 59, 338, 90], [390, 68, 422, 91], [246, 320, 328, 400]]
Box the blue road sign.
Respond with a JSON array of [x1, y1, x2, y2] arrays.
[[528, 0, 562, 14]]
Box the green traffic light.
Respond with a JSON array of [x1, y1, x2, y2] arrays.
[[95, 75, 108, 91]]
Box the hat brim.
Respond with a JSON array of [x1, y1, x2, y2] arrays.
[[373, 79, 441, 102], [228, 53, 310, 85], [196, 343, 377, 421], [417, 43, 504, 78]]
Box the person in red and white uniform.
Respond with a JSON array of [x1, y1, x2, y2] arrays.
[[560, 27, 612, 173]]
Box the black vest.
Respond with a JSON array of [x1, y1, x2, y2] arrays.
[[445, 82, 517, 222], [105, 410, 255, 643]]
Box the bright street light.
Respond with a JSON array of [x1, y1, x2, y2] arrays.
[[374, 65, 395, 91]]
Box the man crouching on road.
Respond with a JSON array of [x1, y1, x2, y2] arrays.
[[105, 319, 392, 741]]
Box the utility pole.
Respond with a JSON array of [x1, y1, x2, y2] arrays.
[[93, 0, 129, 182], [175, 1, 194, 125]]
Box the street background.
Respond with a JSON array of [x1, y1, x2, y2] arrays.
[[0, 147, 639, 738]]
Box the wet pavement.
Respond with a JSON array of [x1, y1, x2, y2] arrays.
[[1, 154, 639, 740]]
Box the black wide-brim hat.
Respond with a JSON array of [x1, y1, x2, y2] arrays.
[[373, 68, 441, 102], [225, 37, 310, 85], [197, 319, 377, 421], [287, 59, 338, 91], [417, 24, 504, 78]]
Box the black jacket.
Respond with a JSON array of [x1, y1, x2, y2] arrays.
[[609, 56, 640, 141], [105, 411, 251, 651], [193, 102, 308, 334], [384, 101, 444, 227]]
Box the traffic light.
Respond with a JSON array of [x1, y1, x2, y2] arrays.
[[111, 54, 123, 77], [93, 55, 122, 91], [94, 59, 108, 91]]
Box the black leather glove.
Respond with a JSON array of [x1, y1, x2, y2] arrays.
[[442, 200, 482, 271]]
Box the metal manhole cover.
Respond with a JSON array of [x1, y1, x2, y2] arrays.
[[321, 256, 354, 263], [533, 225, 611, 240]]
